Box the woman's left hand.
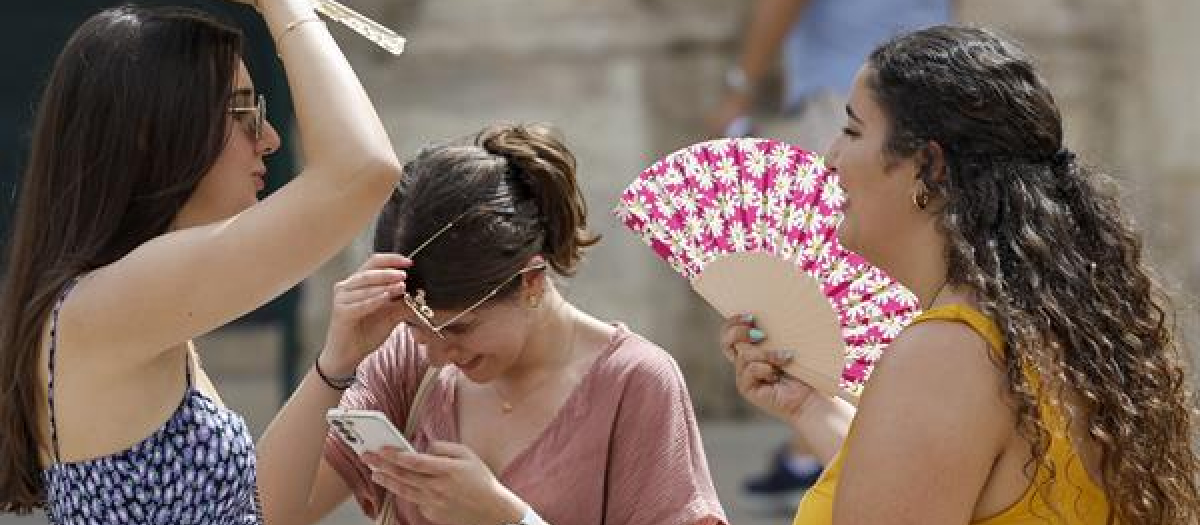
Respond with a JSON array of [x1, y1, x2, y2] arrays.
[[319, 253, 413, 376], [364, 442, 526, 525]]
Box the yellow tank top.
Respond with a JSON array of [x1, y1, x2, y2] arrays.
[[792, 304, 1113, 524]]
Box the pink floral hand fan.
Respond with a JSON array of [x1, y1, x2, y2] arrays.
[[614, 137, 920, 402]]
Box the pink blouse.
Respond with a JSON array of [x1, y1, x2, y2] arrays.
[[324, 323, 727, 525]]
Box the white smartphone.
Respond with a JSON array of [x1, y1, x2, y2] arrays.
[[326, 408, 416, 456]]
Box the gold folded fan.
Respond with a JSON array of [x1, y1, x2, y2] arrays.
[[312, 0, 406, 55]]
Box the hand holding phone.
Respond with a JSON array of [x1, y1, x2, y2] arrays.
[[326, 408, 416, 456]]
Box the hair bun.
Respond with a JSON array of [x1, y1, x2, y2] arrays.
[[475, 124, 599, 275]]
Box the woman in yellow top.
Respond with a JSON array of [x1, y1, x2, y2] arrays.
[[722, 25, 1200, 524]]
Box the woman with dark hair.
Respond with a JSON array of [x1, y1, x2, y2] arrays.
[[0, 0, 401, 523], [263, 124, 727, 525], [724, 25, 1200, 524]]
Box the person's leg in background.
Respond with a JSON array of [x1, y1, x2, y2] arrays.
[[740, 432, 825, 515]]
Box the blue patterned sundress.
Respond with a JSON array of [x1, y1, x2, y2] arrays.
[[41, 280, 263, 524]]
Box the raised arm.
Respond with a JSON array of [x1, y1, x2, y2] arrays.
[[65, 0, 402, 359]]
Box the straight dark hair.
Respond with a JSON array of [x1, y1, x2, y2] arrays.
[[0, 6, 243, 513]]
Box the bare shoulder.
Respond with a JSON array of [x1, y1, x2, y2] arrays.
[[830, 314, 1021, 522], [53, 271, 141, 361], [854, 316, 1015, 448]]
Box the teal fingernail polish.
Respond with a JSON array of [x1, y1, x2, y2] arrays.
[[741, 314, 755, 323], [748, 328, 766, 342]]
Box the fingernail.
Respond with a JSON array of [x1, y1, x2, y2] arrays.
[[748, 328, 766, 342], [771, 349, 794, 362], [740, 314, 755, 324]]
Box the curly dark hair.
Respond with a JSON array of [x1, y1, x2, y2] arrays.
[[866, 25, 1199, 524]]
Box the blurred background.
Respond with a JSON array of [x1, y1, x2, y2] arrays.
[[2, 0, 1197, 523]]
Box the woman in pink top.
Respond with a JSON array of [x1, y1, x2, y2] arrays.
[[278, 124, 726, 525]]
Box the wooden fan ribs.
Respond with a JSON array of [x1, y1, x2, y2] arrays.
[[615, 138, 920, 402]]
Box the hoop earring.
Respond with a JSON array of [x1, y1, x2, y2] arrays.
[[912, 183, 931, 210]]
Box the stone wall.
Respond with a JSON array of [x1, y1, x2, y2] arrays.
[[300, 0, 751, 416], [298, 0, 1200, 417]]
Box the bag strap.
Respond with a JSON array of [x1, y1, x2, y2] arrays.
[[378, 365, 440, 525], [405, 366, 439, 437]]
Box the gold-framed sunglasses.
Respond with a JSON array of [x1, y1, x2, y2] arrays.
[[400, 210, 547, 340], [229, 92, 266, 141], [403, 263, 547, 340]]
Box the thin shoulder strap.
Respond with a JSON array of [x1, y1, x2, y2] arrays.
[[46, 277, 82, 465], [911, 303, 1006, 354], [184, 346, 194, 389]]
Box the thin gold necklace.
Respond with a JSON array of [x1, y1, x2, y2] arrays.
[[493, 312, 579, 414]]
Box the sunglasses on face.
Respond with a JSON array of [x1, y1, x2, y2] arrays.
[[229, 93, 266, 141]]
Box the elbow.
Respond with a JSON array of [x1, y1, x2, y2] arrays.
[[261, 501, 318, 525], [328, 150, 402, 198], [369, 156, 403, 191], [356, 150, 403, 187], [311, 138, 403, 189]]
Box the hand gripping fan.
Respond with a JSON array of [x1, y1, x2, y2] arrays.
[[614, 137, 920, 402]]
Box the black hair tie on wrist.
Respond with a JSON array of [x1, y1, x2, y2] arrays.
[[315, 358, 356, 391]]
